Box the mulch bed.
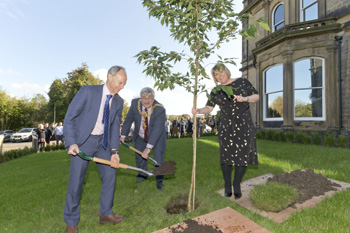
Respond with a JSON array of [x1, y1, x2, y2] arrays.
[[268, 168, 341, 204], [164, 168, 344, 231], [153, 161, 177, 175], [168, 219, 223, 233]]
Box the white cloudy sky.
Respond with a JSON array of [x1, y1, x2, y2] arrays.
[[0, 0, 243, 116]]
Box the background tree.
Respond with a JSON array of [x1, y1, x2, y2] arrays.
[[0, 89, 13, 130], [48, 63, 103, 122], [122, 100, 130, 121], [272, 96, 283, 117], [0, 88, 49, 130], [295, 100, 312, 117], [27, 94, 49, 126], [136, 0, 268, 211]]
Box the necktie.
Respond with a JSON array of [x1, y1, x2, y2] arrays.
[[102, 94, 112, 149], [144, 108, 149, 142]]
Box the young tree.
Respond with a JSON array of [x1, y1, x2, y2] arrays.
[[136, 0, 268, 211]]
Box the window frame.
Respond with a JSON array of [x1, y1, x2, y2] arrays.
[[293, 57, 325, 121], [272, 3, 285, 32], [263, 64, 284, 122], [300, 0, 318, 22]]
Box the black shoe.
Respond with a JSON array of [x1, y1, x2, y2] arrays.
[[157, 181, 164, 190], [225, 192, 232, 197], [233, 185, 242, 199]]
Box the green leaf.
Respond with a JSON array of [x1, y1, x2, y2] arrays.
[[221, 85, 234, 98], [258, 21, 270, 31]]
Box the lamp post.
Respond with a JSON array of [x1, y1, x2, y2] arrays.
[[53, 101, 56, 124]]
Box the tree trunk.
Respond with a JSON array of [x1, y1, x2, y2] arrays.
[[188, 4, 200, 212]]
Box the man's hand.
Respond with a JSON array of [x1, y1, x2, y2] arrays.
[[142, 147, 151, 159], [110, 153, 120, 168], [120, 136, 125, 144], [68, 144, 79, 155]]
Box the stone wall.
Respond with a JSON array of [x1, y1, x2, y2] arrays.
[[327, 0, 350, 18]]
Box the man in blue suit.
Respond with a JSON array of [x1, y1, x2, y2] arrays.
[[63, 66, 127, 233], [120, 87, 166, 190]]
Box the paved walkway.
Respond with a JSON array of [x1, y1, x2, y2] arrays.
[[155, 207, 270, 233], [217, 173, 350, 223]]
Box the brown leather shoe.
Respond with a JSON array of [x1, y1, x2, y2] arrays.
[[99, 214, 124, 224], [65, 226, 78, 233]]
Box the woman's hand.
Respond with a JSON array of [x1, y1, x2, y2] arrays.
[[234, 95, 249, 103], [192, 108, 198, 115]]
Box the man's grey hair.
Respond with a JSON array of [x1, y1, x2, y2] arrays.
[[107, 65, 126, 78], [140, 87, 155, 98]]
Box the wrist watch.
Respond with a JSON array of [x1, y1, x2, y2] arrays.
[[246, 97, 249, 103], [111, 150, 119, 155]]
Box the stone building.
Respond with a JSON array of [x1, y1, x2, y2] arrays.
[[239, 0, 350, 136]]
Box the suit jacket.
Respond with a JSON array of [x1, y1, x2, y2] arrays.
[[172, 120, 179, 127], [64, 85, 123, 150], [121, 98, 166, 153]]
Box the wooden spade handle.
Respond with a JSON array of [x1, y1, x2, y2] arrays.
[[126, 144, 160, 166], [128, 146, 143, 155], [92, 157, 128, 169]]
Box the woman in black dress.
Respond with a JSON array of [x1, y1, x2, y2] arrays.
[[36, 123, 46, 152], [192, 63, 259, 198]]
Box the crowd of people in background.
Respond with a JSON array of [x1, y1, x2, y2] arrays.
[[165, 114, 217, 138], [35, 122, 65, 152]]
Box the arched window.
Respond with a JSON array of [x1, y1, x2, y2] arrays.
[[273, 3, 284, 32], [300, 0, 318, 22], [263, 64, 283, 120], [294, 58, 325, 120]]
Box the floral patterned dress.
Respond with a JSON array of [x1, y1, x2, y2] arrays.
[[206, 78, 259, 166]]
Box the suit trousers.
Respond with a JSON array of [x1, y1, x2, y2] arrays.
[[134, 135, 164, 182], [63, 135, 116, 227]]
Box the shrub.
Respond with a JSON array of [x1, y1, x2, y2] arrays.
[[58, 143, 66, 150], [260, 129, 266, 139], [337, 134, 349, 148], [279, 131, 286, 142], [266, 130, 274, 141], [0, 146, 36, 164], [294, 131, 304, 144], [45, 144, 52, 151], [0, 153, 5, 163], [285, 131, 295, 143], [303, 133, 311, 144], [256, 130, 262, 139], [272, 131, 280, 141], [323, 130, 335, 147], [311, 132, 321, 145]]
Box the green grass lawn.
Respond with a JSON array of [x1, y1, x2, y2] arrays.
[[1, 137, 350, 233]]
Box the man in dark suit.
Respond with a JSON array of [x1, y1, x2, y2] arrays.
[[63, 66, 127, 233], [120, 87, 166, 190], [172, 117, 179, 137]]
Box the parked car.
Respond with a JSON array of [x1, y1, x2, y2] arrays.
[[10, 128, 37, 142], [0, 130, 15, 142]]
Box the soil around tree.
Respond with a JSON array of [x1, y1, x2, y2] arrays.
[[267, 168, 341, 204], [232, 168, 350, 223], [167, 219, 223, 233], [153, 161, 176, 175], [163, 169, 348, 231]]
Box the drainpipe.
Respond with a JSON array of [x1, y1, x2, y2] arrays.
[[335, 36, 342, 134]]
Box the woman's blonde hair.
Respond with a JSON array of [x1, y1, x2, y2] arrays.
[[211, 63, 231, 85]]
